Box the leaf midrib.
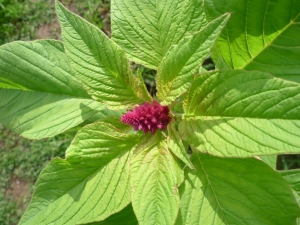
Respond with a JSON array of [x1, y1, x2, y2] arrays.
[[183, 114, 300, 121], [196, 153, 229, 224], [0, 45, 83, 97], [70, 152, 130, 224], [0, 87, 94, 100], [242, 12, 300, 69], [58, 3, 143, 103], [25, 151, 128, 224]]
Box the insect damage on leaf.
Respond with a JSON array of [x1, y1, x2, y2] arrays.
[[121, 100, 172, 134]]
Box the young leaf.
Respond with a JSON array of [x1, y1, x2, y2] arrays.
[[176, 152, 300, 225], [205, 0, 300, 83], [56, 2, 151, 110], [180, 70, 300, 157], [156, 13, 230, 104], [167, 123, 194, 169], [111, 0, 207, 69], [131, 133, 184, 225], [0, 40, 103, 139], [19, 122, 138, 225]]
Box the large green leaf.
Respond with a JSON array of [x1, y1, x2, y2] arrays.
[[280, 169, 300, 197], [260, 155, 278, 170], [111, 0, 207, 69], [156, 14, 230, 104], [176, 152, 300, 225], [180, 70, 300, 157], [0, 40, 103, 139], [130, 133, 184, 225], [20, 122, 137, 225], [56, 2, 151, 110], [205, 0, 300, 83], [280, 169, 300, 223]]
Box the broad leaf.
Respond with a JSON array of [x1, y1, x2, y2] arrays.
[[280, 170, 300, 225], [64, 107, 125, 137], [176, 152, 300, 225], [180, 70, 300, 157], [260, 155, 277, 170], [131, 133, 184, 225], [0, 40, 103, 139], [205, 0, 300, 83], [157, 14, 230, 104], [56, 2, 151, 110], [280, 169, 300, 198], [279, 169, 300, 224], [167, 123, 193, 169], [83, 107, 124, 125], [20, 122, 137, 225], [111, 0, 207, 69]]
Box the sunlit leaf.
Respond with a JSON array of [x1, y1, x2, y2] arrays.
[[176, 152, 300, 225], [156, 14, 230, 104], [56, 2, 151, 110], [0, 40, 103, 139], [205, 0, 300, 83], [111, 0, 207, 69], [180, 70, 300, 157], [131, 133, 184, 225], [20, 122, 137, 225]]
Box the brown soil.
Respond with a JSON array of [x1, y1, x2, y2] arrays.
[[36, 2, 111, 39], [100, 6, 111, 37], [36, 2, 75, 39], [5, 176, 31, 210], [36, 21, 61, 39]]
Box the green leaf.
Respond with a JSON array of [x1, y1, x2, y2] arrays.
[[56, 2, 151, 110], [84, 204, 138, 225], [20, 122, 137, 225], [0, 40, 103, 139], [280, 169, 300, 198], [180, 70, 300, 157], [157, 14, 230, 104], [167, 123, 194, 169], [80, 107, 131, 131], [83, 107, 124, 124], [111, 0, 207, 69], [176, 152, 300, 225], [131, 133, 184, 225], [279, 169, 300, 225], [205, 0, 300, 83], [259, 155, 277, 170]]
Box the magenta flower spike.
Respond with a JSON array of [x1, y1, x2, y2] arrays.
[[121, 100, 172, 134]]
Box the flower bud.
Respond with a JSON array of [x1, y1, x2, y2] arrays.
[[121, 100, 172, 134]]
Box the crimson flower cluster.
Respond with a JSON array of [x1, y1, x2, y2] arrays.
[[121, 100, 172, 134]]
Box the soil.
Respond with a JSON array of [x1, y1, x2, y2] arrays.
[[36, 3, 111, 39], [36, 2, 75, 39], [5, 176, 30, 210], [100, 6, 111, 37], [36, 21, 61, 39]]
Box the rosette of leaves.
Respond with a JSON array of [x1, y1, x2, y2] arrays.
[[0, 0, 300, 224]]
